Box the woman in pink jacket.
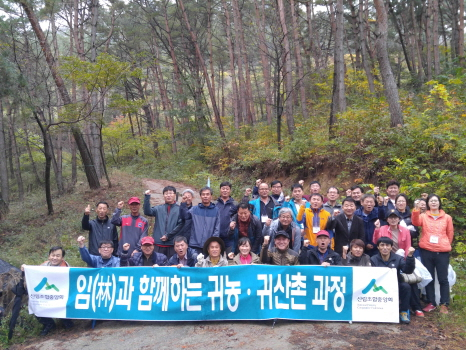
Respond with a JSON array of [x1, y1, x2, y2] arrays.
[[373, 209, 411, 256], [412, 194, 454, 314]]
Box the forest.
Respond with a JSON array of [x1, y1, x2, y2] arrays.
[[1, 0, 466, 344], [1, 0, 466, 235]]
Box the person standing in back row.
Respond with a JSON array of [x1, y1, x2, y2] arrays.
[[111, 197, 148, 256], [143, 186, 183, 259], [82, 201, 118, 256]]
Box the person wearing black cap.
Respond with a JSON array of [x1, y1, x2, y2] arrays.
[[299, 230, 341, 266], [195, 236, 228, 267], [260, 230, 299, 265]]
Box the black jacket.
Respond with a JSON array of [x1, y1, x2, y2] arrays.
[[370, 252, 416, 282], [326, 213, 365, 255], [167, 247, 198, 267], [82, 215, 118, 256], [299, 247, 342, 265]]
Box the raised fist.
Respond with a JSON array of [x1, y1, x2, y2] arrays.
[[117, 201, 124, 209], [84, 204, 91, 215]]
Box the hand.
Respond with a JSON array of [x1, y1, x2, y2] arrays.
[[366, 243, 373, 250], [377, 196, 384, 206], [255, 179, 262, 186], [374, 219, 380, 228], [383, 196, 389, 206], [181, 195, 188, 203], [346, 189, 352, 197], [298, 180, 304, 186], [407, 247, 415, 257], [303, 239, 310, 247], [117, 201, 124, 209], [263, 236, 270, 245], [145, 190, 151, 195], [228, 252, 235, 259], [77, 236, 86, 248], [176, 264, 183, 268], [131, 249, 138, 256], [84, 204, 91, 215], [197, 253, 204, 262], [161, 235, 168, 241], [265, 218, 272, 226], [230, 221, 236, 230], [244, 188, 252, 196], [152, 264, 159, 267], [285, 196, 290, 202], [343, 245, 349, 254], [333, 209, 340, 217], [321, 262, 330, 267], [122, 243, 130, 251], [21, 264, 26, 271]]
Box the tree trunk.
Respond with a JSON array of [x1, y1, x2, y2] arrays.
[[0, 100, 9, 211], [230, 0, 248, 126], [277, 0, 295, 135], [459, 0, 465, 65], [177, 0, 225, 138], [329, 0, 346, 136], [359, 0, 375, 93], [221, 0, 240, 128], [33, 110, 53, 215], [8, 109, 23, 200], [255, 0, 273, 124], [374, 0, 404, 127], [432, 0, 440, 75], [426, 0, 433, 80], [290, 0, 308, 119], [18, 0, 100, 189]]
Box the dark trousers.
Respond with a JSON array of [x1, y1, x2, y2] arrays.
[[154, 245, 175, 259], [420, 248, 450, 305], [410, 284, 422, 311], [37, 317, 73, 328], [399, 282, 411, 312]]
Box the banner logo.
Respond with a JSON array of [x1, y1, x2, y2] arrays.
[[34, 277, 60, 292], [361, 279, 387, 294]]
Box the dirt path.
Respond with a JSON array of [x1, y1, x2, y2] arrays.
[[8, 179, 463, 350]]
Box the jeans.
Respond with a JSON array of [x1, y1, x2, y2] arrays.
[[399, 282, 411, 312], [420, 248, 450, 305]]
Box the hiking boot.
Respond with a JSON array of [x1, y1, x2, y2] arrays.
[[40, 323, 56, 336], [422, 303, 436, 312], [414, 310, 425, 317], [400, 310, 410, 324], [439, 305, 449, 314]]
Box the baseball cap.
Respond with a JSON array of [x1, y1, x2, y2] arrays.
[[275, 230, 290, 239], [316, 230, 330, 238], [387, 209, 402, 219], [141, 236, 155, 245], [128, 197, 141, 204]]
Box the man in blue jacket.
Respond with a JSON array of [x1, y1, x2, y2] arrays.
[[180, 186, 220, 254], [77, 236, 122, 267], [82, 201, 118, 256], [249, 182, 281, 228], [120, 236, 168, 266], [167, 236, 198, 267], [214, 181, 238, 254], [355, 194, 386, 256], [143, 186, 183, 258]]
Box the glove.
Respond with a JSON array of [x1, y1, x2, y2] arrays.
[[197, 253, 204, 262]]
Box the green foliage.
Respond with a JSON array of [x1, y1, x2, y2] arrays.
[[0, 308, 42, 346]]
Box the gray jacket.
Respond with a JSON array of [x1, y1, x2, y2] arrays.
[[262, 219, 302, 253]]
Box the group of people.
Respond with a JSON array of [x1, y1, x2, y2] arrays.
[[27, 179, 454, 334]]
